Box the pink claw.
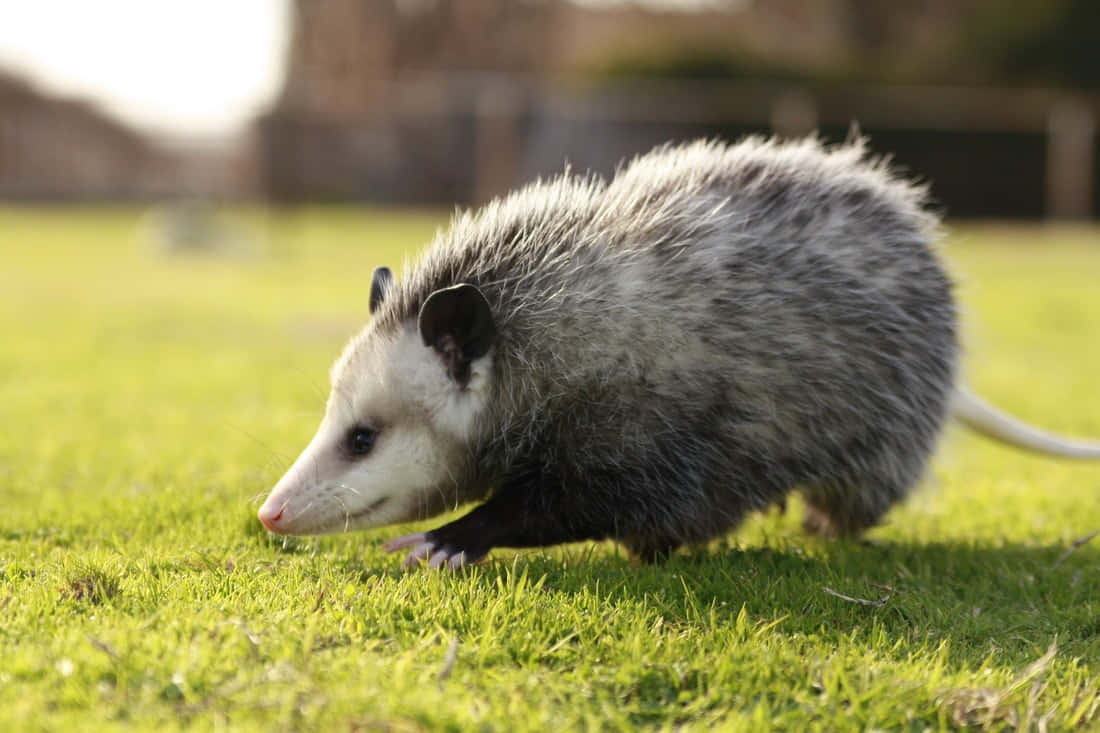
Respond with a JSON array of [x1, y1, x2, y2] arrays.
[[384, 533, 427, 553], [428, 548, 469, 570], [402, 542, 436, 568], [384, 533, 475, 570], [428, 550, 450, 569]]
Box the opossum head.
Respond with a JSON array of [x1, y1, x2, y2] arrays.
[[257, 268, 497, 535]]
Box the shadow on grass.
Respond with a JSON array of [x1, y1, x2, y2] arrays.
[[483, 538, 1100, 668], [242, 503, 1098, 669]]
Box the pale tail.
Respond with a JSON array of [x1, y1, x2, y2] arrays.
[[952, 388, 1100, 459]]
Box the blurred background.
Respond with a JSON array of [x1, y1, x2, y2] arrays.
[[2, 0, 1099, 219]]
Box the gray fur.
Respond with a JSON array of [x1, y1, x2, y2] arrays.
[[370, 136, 958, 556]]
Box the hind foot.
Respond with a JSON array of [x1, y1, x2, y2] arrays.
[[800, 502, 886, 539], [801, 505, 849, 538], [800, 474, 910, 540], [621, 537, 681, 564]]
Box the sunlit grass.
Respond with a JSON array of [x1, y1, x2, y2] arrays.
[[1, 208, 1098, 730]]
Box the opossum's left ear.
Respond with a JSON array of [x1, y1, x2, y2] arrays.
[[418, 284, 496, 384], [370, 266, 393, 315]]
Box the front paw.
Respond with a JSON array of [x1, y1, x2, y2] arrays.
[[383, 532, 483, 569]]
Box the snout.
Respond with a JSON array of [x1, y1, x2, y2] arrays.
[[257, 498, 290, 534]]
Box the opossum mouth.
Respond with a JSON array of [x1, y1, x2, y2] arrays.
[[348, 497, 388, 520]]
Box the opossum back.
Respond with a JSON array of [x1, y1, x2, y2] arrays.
[[596, 138, 959, 482]]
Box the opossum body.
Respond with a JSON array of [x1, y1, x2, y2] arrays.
[[257, 136, 1097, 568]]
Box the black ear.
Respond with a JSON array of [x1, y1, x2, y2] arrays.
[[418, 284, 497, 385], [370, 266, 393, 315]]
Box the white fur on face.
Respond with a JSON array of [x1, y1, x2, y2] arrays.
[[257, 324, 491, 536]]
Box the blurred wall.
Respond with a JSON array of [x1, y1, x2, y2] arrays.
[[0, 70, 183, 200], [0, 69, 261, 202], [256, 0, 1099, 219]]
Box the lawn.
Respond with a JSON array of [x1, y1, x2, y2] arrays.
[[1, 207, 1098, 731]]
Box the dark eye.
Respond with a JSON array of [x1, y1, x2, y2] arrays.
[[345, 426, 377, 457]]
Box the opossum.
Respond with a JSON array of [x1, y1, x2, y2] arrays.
[[257, 136, 1100, 569]]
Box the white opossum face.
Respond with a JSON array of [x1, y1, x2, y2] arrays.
[[257, 276, 496, 536]]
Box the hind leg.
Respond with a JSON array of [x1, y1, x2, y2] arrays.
[[800, 474, 913, 539], [621, 536, 682, 564], [801, 499, 875, 538]]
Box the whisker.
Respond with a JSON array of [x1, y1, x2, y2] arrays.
[[288, 499, 314, 524], [220, 421, 291, 466], [335, 495, 351, 532], [441, 464, 460, 512], [289, 364, 329, 405]]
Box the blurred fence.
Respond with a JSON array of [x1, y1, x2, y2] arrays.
[[259, 75, 1099, 220], [0, 70, 249, 202]]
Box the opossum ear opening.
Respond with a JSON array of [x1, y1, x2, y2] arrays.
[[370, 266, 394, 315], [418, 283, 496, 386]]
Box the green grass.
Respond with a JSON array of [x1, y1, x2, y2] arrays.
[[1, 208, 1099, 731]]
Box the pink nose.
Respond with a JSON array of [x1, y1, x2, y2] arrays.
[[257, 503, 287, 533]]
